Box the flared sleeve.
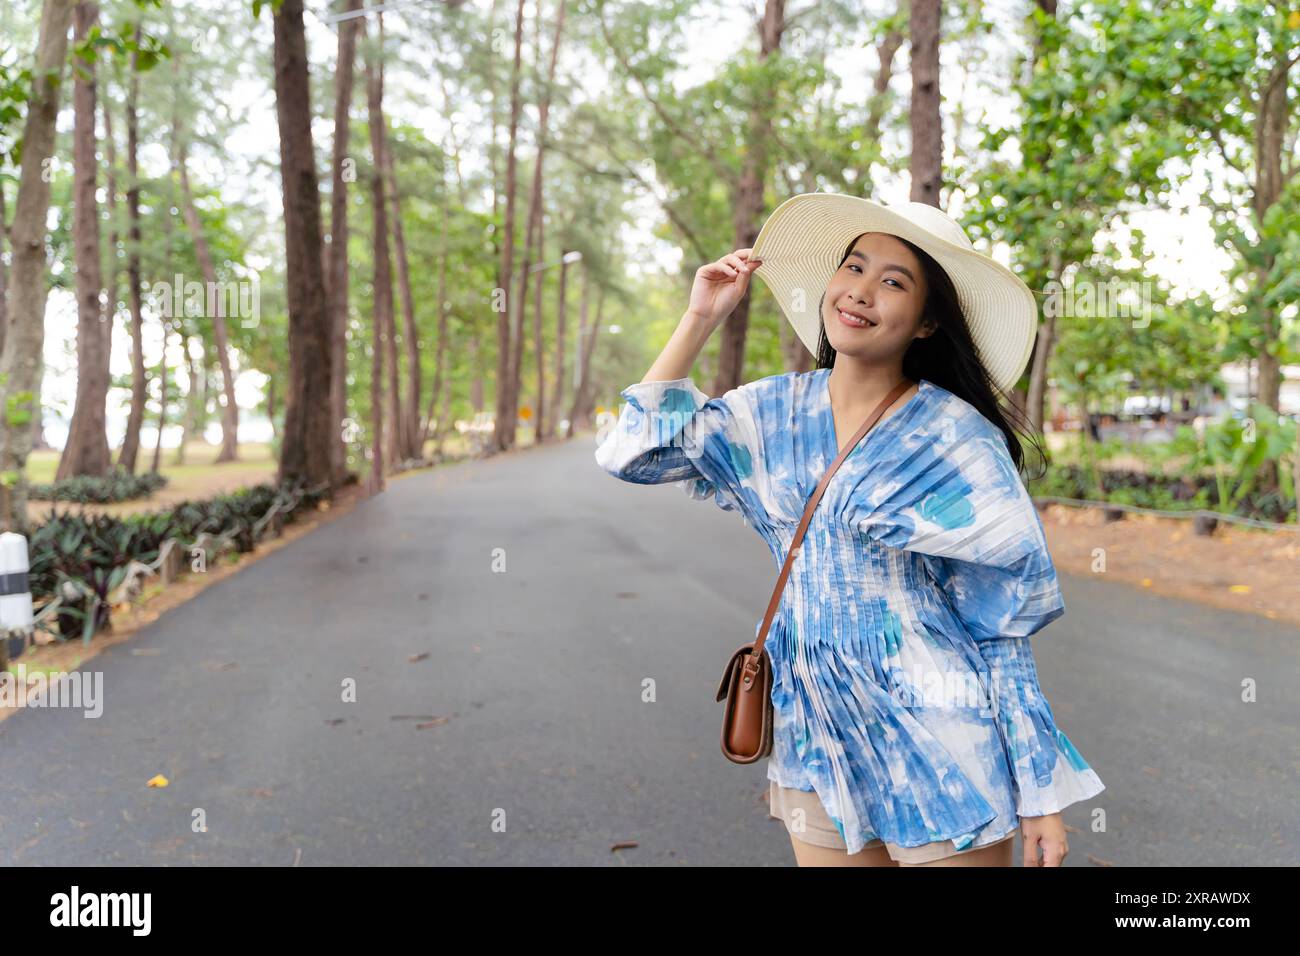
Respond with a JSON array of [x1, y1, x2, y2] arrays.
[[593, 375, 777, 529], [853, 400, 1104, 818]]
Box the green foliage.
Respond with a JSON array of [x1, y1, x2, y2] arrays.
[[28, 468, 169, 504], [25, 478, 330, 642], [0, 56, 31, 167], [959, 0, 1300, 399], [1033, 458, 1295, 521], [252, 0, 287, 21], [1164, 406, 1298, 519]]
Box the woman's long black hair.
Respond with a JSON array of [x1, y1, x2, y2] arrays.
[[815, 233, 1049, 480]]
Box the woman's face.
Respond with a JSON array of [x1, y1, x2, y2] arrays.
[[821, 232, 935, 361]]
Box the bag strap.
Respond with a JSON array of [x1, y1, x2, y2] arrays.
[[745, 377, 914, 669]]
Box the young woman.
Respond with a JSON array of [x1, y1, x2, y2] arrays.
[[594, 194, 1105, 867]]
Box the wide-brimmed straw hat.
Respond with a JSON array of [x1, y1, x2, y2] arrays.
[[750, 192, 1038, 394]]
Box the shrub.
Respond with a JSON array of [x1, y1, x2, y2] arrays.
[[26, 478, 331, 643], [28, 467, 169, 503]]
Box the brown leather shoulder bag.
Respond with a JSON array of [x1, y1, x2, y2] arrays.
[[716, 377, 914, 764]]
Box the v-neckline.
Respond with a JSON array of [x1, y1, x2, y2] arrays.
[[821, 366, 927, 460]]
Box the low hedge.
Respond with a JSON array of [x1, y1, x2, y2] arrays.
[[25, 478, 333, 641], [29, 467, 169, 503], [1030, 464, 1295, 523]]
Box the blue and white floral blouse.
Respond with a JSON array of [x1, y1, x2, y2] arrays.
[[594, 365, 1106, 855]]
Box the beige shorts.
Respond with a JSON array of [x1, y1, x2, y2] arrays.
[[769, 780, 1016, 864]]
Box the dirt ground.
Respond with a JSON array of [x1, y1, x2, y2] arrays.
[[1038, 502, 1300, 628]]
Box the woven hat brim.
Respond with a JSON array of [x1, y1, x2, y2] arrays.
[[749, 193, 1037, 394]]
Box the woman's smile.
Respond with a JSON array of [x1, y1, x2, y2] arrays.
[[836, 307, 877, 329]]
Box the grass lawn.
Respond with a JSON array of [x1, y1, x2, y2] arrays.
[[25, 442, 280, 520], [23, 431, 481, 521]]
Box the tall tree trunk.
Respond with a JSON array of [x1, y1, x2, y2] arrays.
[[29, 354, 49, 451], [1252, 54, 1289, 415], [493, 0, 527, 452], [196, 316, 213, 452], [908, 0, 942, 206], [0, 0, 74, 532], [56, 2, 112, 481], [0, 184, 38, 451], [470, 335, 483, 413], [174, 332, 201, 465], [545, 249, 569, 439], [365, 17, 401, 470], [564, 266, 597, 438], [531, 215, 546, 443], [272, 0, 334, 490], [102, 72, 123, 451], [1023, 0, 1061, 430], [1027, 247, 1062, 435], [173, 63, 240, 464], [159, 121, 178, 465], [328, 0, 363, 487], [715, 0, 784, 394], [150, 322, 169, 473], [567, 278, 603, 435], [422, 182, 452, 446], [0, 177, 8, 354], [434, 358, 453, 452], [866, 10, 905, 147], [482, 0, 500, 425], [524, 0, 567, 444], [367, 232, 386, 495], [266, 374, 277, 442], [383, 112, 421, 460], [1250, 44, 1292, 492], [116, 24, 148, 473]]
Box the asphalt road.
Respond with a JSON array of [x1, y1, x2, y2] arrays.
[[1, 435, 1295, 866]]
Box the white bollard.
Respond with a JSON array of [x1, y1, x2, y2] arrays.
[[0, 531, 34, 631]]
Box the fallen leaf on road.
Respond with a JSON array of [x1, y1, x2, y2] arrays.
[[146, 774, 169, 788], [415, 717, 450, 729], [250, 788, 274, 798], [324, 717, 345, 726], [610, 840, 639, 851], [408, 653, 429, 663]]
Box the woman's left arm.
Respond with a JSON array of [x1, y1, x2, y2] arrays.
[[855, 409, 1105, 866]]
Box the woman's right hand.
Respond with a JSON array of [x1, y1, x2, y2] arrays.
[[686, 248, 763, 327]]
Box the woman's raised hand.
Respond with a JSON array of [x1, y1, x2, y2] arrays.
[[686, 248, 764, 327]]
